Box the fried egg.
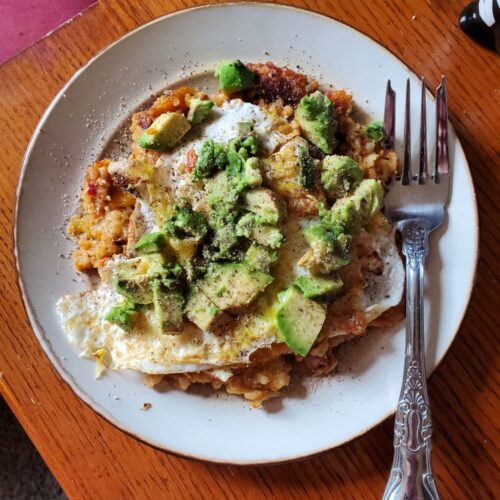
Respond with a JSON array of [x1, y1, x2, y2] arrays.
[[56, 217, 403, 374], [58, 96, 404, 377]]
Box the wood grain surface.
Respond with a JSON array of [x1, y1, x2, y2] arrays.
[[0, 1, 498, 498]]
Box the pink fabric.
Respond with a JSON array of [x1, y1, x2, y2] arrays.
[[0, 0, 96, 65]]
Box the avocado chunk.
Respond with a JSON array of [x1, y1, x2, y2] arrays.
[[243, 188, 285, 224], [113, 254, 166, 304], [205, 171, 240, 212], [245, 244, 278, 273], [115, 254, 167, 277], [114, 273, 153, 305], [226, 135, 258, 178], [199, 263, 273, 313], [184, 286, 231, 332], [214, 60, 255, 93], [113, 254, 181, 304], [137, 112, 191, 151], [105, 301, 140, 331], [240, 157, 263, 190], [319, 179, 383, 234], [364, 121, 385, 142], [248, 224, 283, 249], [294, 273, 344, 299], [301, 224, 351, 273], [323, 199, 360, 234], [297, 144, 315, 190], [321, 155, 363, 199], [134, 232, 166, 253], [296, 91, 337, 154], [351, 179, 383, 224], [151, 280, 184, 333], [164, 205, 208, 242], [236, 214, 284, 249], [187, 98, 214, 125], [276, 287, 327, 356], [168, 237, 200, 264], [191, 139, 227, 180]]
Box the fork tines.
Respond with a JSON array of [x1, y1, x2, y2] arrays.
[[384, 76, 449, 185]]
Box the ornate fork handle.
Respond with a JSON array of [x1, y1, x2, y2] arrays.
[[383, 221, 439, 500]]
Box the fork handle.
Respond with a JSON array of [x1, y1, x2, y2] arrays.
[[383, 221, 440, 500]]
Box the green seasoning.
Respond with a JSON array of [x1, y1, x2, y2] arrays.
[[214, 60, 255, 93], [296, 91, 337, 154]]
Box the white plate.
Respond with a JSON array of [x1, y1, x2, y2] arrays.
[[15, 3, 478, 464]]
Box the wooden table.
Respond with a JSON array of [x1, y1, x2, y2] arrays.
[[0, 1, 498, 498]]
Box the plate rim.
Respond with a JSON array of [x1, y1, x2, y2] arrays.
[[13, 1, 479, 465]]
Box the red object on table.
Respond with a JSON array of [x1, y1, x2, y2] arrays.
[[0, 0, 95, 65]]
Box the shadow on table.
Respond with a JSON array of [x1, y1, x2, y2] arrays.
[[0, 397, 67, 500]]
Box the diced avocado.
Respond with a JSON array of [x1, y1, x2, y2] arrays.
[[296, 91, 337, 154], [297, 145, 315, 190], [214, 60, 255, 93], [351, 179, 383, 224], [276, 287, 327, 356], [243, 188, 285, 224], [199, 263, 273, 313], [326, 199, 360, 233], [187, 98, 214, 125], [113, 254, 166, 304], [105, 301, 139, 331], [191, 139, 227, 180], [318, 179, 383, 234], [168, 236, 200, 263], [245, 244, 278, 273], [205, 171, 240, 211], [113, 254, 181, 304], [226, 136, 258, 178], [137, 112, 191, 151], [321, 155, 363, 199], [134, 232, 166, 253], [249, 224, 283, 249], [184, 286, 231, 332], [240, 157, 263, 189], [302, 224, 351, 273], [294, 273, 344, 299], [364, 121, 385, 142], [208, 221, 244, 262], [115, 254, 167, 277], [164, 206, 208, 242], [151, 280, 184, 333], [114, 273, 153, 304], [236, 214, 283, 249]]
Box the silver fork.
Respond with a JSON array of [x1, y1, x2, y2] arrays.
[[382, 76, 451, 500]]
